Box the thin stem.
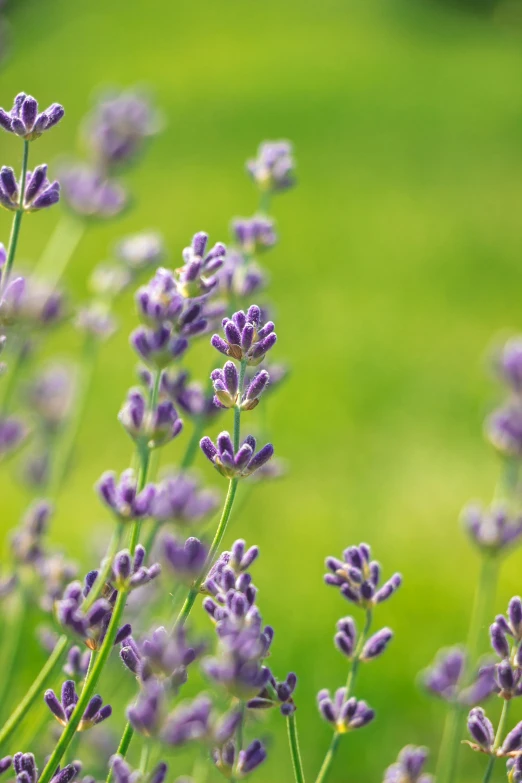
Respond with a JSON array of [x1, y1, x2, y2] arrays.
[[437, 554, 499, 783], [33, 213, 85, 290], [139, 742, 150, 776], [287, 712, 306, 783], [258, 190, 271, 216], [482, 700, 511, 783], [0, 591, 25, 723], [2, 140, 29, 291], [0, 634, 68, 748], [106, 722, 134, 783], [180, 416, 205, 471], [0, 341, 27, 415], [314, 609, 373, 783], [83, 524, 124, 611], [175, 477, 239, 627], [49, 333, 99, 498]]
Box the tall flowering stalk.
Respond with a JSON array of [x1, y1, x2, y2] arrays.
[[432, 337, 522, 783]]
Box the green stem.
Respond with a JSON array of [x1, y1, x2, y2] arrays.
[[83, 524, 124, 611], [0, 341, 27, 415], [482, 700, 511, 783], [139, 742, 150, 776], [0, 591, 25, 723], [258, 190, 271, 216], [180, 416, 205, 471], [175, 477, 238, 627], [32, 213, 85, 290], [0, 633, 68, 748], [233, 360, 247, 451], [287, 712, 306, 783], [106, 722, 134, 783], [314, 609, 373, 783], [437, 554, 499, 783], [2, 140, 29, 291], [49, 333, 99, 498]]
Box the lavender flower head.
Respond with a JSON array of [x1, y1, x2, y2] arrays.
[[462, 502, 522, 553], [317, 689, 374, 733], [176, 232, 226, 298], [216, 250, 267, 301], [247, 140, 295, 193], [0, 93, 64, 140], [120, 625, 204, 688], [383, 746, 432, 783], [109, 755, 167, 783], [212, 361, 270, 411], [45, 679, 112, 730], [118, 388, 183, 449], [4, 754, 81, 783], [497, 337, 522, 395], [27, 362, 76, 431], [200, 432, 274, 479], [421, 646, 496, 706], [151, 472, 218, 526], [211, 305, 276, 366], [161, 535, 208, 585], [0, 164, 60, 212], [232, 216, 277, 255], [324, 543, 402, 608], [0, 415, 27, 459], [0, 275, 65, 329], [486, 404, 522, 457], [96, 468, 156, 521], [60, 163, 127, 219], [334, 616, 393, 662], [85, 89, 161, 170]]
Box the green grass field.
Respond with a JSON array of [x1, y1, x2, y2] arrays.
[[1, 0, 522, 780]]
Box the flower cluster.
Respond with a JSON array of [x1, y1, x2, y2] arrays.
[[324, 542, 402, 607], [45, 680, 112, 731]]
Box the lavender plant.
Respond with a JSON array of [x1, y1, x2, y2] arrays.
[[0, 81, 518, 783]]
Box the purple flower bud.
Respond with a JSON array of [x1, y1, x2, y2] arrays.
[[501, 721, 522, 754], [246, 140, 295, 194], [236, 740, 267, 776], [490, 622, 510, 659], [361, 627, 393, 661], [0, 93, 64, 140], [467, 707, 494, 752], [200, 431, 274, 479]]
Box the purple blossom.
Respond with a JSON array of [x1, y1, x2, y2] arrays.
[[248, 671, 298, 716], [211, 361, 270, 411], [27, 362, 76, 430], [75, 303, 117, 340], [10, 500, 52, 564], [0, 415, 27, 458], [7, 754, 81, 783], [324, 543, 402, 608], [383, 746, 432, 783], [462, 503, 522, 552], [0, 93, 64, 140], [158, 369, 217, 419], [130, 324, 188, 369], [0, 275, 65, 329], [216, 251, 267, 300], [211, 305, 277, 366], [0, 164, 60, 211], [200, 431, 274, 479], [232, 216, 277, 254], [317, 689, 374, 733], [118, 388, 183, 448], [45, 679, 112, 730], [96, 468, 156, 521], [127, 678, 165, 737], [177, 232, 226, 298], [422, 647, 496, 706], [246, 140, 295, 193], [486, 404, 522, 457], [121, 625, 204, 687], [84, 89, 160, 171], [63, 646, 91, 679], [112, 545, 161, 591], [60, 163, 127, 219], [161, 535, 208, 584], [334, 617, 393, 661], [151, 473, 218, 526], [466, 707, 495, 753], [497, 337, 522, 394], [109, 755, 167, 783]]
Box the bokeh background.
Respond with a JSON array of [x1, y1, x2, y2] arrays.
[[1, 0, 522, 780]]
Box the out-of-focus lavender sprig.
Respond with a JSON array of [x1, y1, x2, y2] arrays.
[[383, 746, 433, 783]]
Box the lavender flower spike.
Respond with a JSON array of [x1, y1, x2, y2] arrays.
[[60, 163, 127, 219], [0, 93, 64, 140], [324, 543, 402, 608], [112, 545, 161, 591], [200, 431, 274, 479], [115, 231, 165, 271], [151, 472, 218, 526], [462, 503, 522, 553], [422, 647, 465, 702], [246, 140, 295, 193], [45, 680, 112, 730], [127, 678, 165, 737], [0, 165, 60, 212], [232, 216, 277, 254], [177, 231, 226, 298], [162, 535, 208, 585], [109, 756, 167, 783], [212, 362, 270, 411], [317, 689, 375, 733], [236, 740, 267, 777], [466, 707, 495, 753], [96, 468, 156, 521], [211, 305, 277, 366], [383, 746, 432, 783], [118, 388, 183, 449]]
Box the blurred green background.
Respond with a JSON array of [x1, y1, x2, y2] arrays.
[[1, 0, 522, 780]]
